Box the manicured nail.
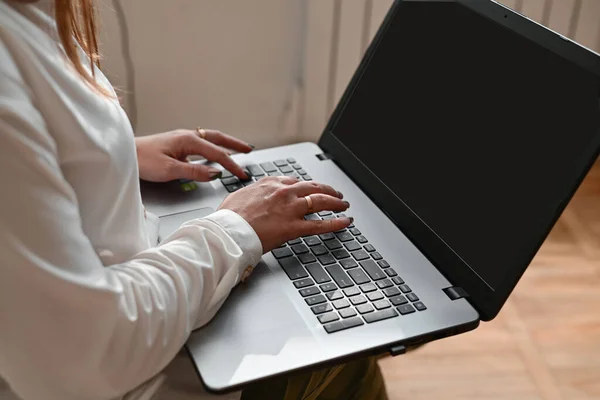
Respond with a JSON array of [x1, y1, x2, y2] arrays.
[[209, 169, 222, 180], [337, 191, 344, 199], [343, 201, 350, 209]]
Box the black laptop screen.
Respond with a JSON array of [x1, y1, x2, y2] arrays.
[[328, 2, 599, 292]]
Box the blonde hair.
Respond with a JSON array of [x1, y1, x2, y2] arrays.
[[54, 0, 110, 95]]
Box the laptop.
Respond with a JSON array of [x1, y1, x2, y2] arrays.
[[140, 0, 600, 393]]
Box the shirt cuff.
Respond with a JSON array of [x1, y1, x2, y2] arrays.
[[204, 209, 263, 271]]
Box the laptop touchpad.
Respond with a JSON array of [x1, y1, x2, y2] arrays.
[[158, 207, 215, 243]]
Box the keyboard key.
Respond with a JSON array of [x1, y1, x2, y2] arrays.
[[297, 169, 307, 175], [364, 244, 376, 252], [325, 240, 343, 251], [303, 175, 313, 181], [284, 172, 299, 178], [260, 162, 277, 172], [344, 241, 361, 252], [397, 304, 416, 315], [319, 232, 335, 241], [378, 260, 390, 269], [305, 295, 326, 306], [326, 290, 344, 301], [392, 276, 405, 285], [221, 170, 233, 179], [350, 295, 367, 306], [318, 211, 333, 217], [222, 176, 240, 186], [376, 279, 393, 289], [356, 235, 368, 244], [278, 257, 308, 280], [332, 249, 350, 260], [333, 299, 350, 309], [299, 286, 320, 297], [247, 165, 265, 177], [274, 159, 288, 167], [367, 291, 384, 302], [318, 254, 337, 265], [287, 157, 296, 163], [305, 263, 332, 284], [325, 264, 354, 288], [225, 183, 243, 192], [414, 301, 427, 311], [279, 165, 293, 173], [406, 293, 419, 302], [294, 278, 314, 289], [291, 244, 309, 255], [292, 163, 303, 170], [243, 180, 255, 187], [320, 283, 337, 292], [349, 228, 361, 236], [390, 296, 408, 306], [304, 236, 321, 246], [322, 215, 335, 220], [374, 300, 391, 310], [311, 303, 332, 315], [336, 232, 354, 242], [287, 238, 302, 245], [363, 308, 398, 323], [359, 283, 377, 293], [399, 284, 412, 293], [305, 213, 320, 221], [360, 260, 386, 281], [348, 268, 370, 285], [298, 253, 317, 264], [352, 250, 370, 261], [357, 304, 374, 314], [272, 247, 293, 259], [324, 316, 363, 333], [318, 312, 339, 324], [339, 308, 357, 319], [340, 259, 358, 270], [383, 287, 401, 297], [343, 287, 361, 297], [371, 252, 383, 260], [311, 245, 328, 256], [268, 171, 282, 177]]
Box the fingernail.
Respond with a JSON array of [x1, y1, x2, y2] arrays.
[[209, 169, 222, 180], [346, 217, 354, 225], [337, 191, 344, 199], [248, 144, 256, 150], [343, 201, 350, 209]]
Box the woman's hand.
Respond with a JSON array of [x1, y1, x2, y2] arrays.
[[135, 129, 254, 182], [218, 176, 352, 252]]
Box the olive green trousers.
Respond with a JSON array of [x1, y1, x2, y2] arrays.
[[240, 357, 387, 400]]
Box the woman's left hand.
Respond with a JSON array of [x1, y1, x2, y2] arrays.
[[135, 129, 254, 182]]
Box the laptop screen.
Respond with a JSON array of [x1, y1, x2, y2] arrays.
[[325, 1, 600, 317]]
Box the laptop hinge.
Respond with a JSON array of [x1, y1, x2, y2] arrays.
[[443, 286, 469, 300], [316, 153, 333, 161]]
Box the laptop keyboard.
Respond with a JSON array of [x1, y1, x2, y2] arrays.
[[219, 158, 427, 334]]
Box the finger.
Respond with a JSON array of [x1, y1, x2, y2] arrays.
[[298, 217, 354, 237], [299, 193, 349, 215], [170, 161, 223, 182], [199, 129, 254, 154], [187, 135, 248, 179], [290, 181, 343, 199]]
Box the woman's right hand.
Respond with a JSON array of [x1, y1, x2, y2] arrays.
[[218, 176, 352, 253]]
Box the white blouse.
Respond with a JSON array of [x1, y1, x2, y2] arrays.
[[0, 2, 261, 399]]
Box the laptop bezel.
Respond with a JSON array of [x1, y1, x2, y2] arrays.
[[318, 0, 600, 321]]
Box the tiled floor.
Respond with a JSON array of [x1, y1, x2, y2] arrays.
[[380, 161, 600, 400]]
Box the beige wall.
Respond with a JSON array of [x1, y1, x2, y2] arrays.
[[99, 1, 600, 147]]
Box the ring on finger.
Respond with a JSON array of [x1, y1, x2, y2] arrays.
[[196, 127, 207, 139], [304, 195, 314, 214]]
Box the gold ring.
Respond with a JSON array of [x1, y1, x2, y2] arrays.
[[304, 195, 314, 214], [196, 127, 207, 139]]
